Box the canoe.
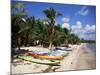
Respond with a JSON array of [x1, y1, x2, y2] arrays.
[[18, 56, 60, 65], [27, 52, 63, 60]]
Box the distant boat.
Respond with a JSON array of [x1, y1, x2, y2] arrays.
[[18, 56, 60, 65]]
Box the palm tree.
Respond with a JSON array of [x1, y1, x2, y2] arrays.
[[62, 28, 70, 47], [11, 3, 26, 49], [68, 33, 80, 44], [12, 3, 26, 17], [34, 19, 48, 46], [18, 17, 36, 46], [43, 8, 62, 49]]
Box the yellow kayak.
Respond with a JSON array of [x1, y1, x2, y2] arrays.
[[27, 52, 63, 60], [38, 55, 63, 60]]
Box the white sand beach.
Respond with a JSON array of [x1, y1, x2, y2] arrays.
[[11, 43, 96, 74], [55, 43, 96, 72]]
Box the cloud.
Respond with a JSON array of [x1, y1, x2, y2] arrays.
[[61, 17, 70, 22], [61, 17, 70, 29], [84, 33, 96, 40], [71, 21, 96, 40], [61, 17, 95, 40], [75, 6, 89, 16], [62, 23, 70, 29], [76, 21, 82, 29]]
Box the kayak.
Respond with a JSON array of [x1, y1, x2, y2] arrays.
[[27, 52, 63, 60], [18, 56, 60, 65], [52, 47, 72, 51], [38, 55, 63, 60]]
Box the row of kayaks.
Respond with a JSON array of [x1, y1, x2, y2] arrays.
[[26, 51, 65, 60], [18, 47, 72, 65]]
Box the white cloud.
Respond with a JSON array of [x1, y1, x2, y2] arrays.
[[61, 17, 70, 22], [91, 25, 96, 32], [62, 23, 70, 29], [61, 17, 95, 40], [76, 21, 82, 29], [75, 6, 89, 16], [71, 21, 96, 40], [79, 9, 88, 16], [76, 21, 81, 25], [61, 17, 70, 29], [84, 33, 96, 40], [71, 21, 81, 32], [85, 24, 96, 32]]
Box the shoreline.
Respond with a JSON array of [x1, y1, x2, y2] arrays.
[[11, 43, 96, 74]]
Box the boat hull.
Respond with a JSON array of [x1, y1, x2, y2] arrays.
[[18, 56, 60, 65]]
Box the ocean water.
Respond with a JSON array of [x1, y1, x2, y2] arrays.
[[86, 43, 96, 53]]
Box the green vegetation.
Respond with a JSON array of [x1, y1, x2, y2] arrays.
[[43, 8, 62, 49], [11, 3, 80, 50], [81, 40, 96, 43]]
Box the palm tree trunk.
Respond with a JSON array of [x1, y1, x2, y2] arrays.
[[17, 37, 21, 50], [48, 24, 55, 50], [49, 39, 53, 50]]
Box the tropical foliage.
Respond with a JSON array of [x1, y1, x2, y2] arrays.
[[11, 3, 80, 50]]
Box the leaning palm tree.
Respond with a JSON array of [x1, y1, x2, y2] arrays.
[[43, 8, 62, 49]]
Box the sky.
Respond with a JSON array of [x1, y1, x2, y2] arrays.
[[12, 0, 96, 40]]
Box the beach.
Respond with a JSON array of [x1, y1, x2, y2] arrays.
[[55, 43, 96, 71], [11, 43, 96, 74]]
